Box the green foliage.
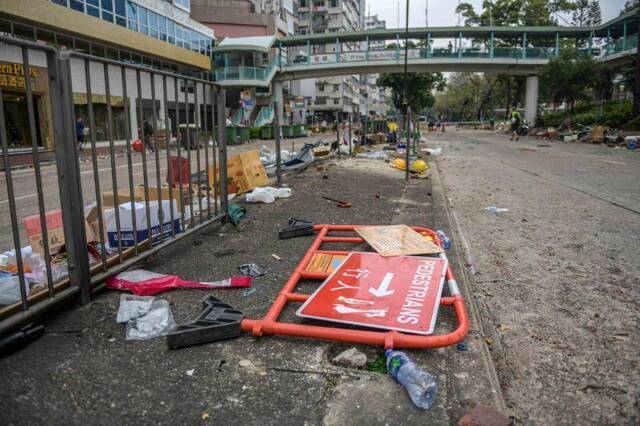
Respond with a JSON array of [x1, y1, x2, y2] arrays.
[[433, 73, 505, 121], [456, 0, 575, 27], [540, 100, 634, 128], [377, 73, 446, 113], [541, 49, 610, 109]]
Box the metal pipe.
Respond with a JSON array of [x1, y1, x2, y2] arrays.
[[22, 46, 55, 295]]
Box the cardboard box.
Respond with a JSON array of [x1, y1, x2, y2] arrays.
[[23, 209, 95, 255], [208, 150, 268, 195], [134, 184, 191, 205], [104, 200, 181, 248], [101, 189, 143, 208]]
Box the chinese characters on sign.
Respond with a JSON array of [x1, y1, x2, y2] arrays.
[[297, 252, 448, 335], [0, 62, 39, 90]]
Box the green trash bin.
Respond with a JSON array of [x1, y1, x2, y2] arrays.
[[239, 127, 250, 143], [282, 125, 294, 138], [225, 126, 241, 145], [260, 126, 274, 139], [292, 124, 302, 138]]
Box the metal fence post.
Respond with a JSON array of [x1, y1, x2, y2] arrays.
[[274, 101, 282, 187], [216, 87, 228, 221], [50, 53, 91, 304]]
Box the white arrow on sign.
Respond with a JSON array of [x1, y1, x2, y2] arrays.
[[369, 272, 395, 297]]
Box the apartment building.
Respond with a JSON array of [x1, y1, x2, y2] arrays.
[[363, 14, 388, 118], [295, 0, 363, 121]]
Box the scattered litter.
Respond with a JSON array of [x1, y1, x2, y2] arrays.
[[116, 294, 155, 323], [246, 187, 292, 204], [386, 349, 437, 409], [116, 294, 176, 340], [106, 269, 251, 296], [436, 230, 452, 250], [366, 353, 388, 374], [519, 148, 537, 153], [356, 150, 388, 160], [186, 369, 195, 376], [202, 412, 210, 421], [537, 144, 550, 147], [166, 295, 244, 349], [332, 347, 368, 368], [272, 254, 282, 261], [238, 263, 264, 278], [456, 342, 470, 352], [108, 337, 116, 342], [279, 218, 314, 239], [0, 275, 30, 305], [227, 204, 246, 225], [421, 147, 442, 156], [242, 288, 256, 297], [322, 196, 351, 208], [484, 206, 509, 214]]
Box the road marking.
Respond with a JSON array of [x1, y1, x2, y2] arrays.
[[599, 159, 628, 166]]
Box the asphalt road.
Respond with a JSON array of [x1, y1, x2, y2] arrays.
[[433, 129, 640, 424], [0, 136, 325, 254]]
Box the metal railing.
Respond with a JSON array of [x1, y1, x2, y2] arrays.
[[0, 36, 228, 335]]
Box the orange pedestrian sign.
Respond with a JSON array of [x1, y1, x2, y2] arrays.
[[297, 252, 448, 335]]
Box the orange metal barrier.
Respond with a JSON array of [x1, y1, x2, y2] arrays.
[[240, 224, 469, 349]]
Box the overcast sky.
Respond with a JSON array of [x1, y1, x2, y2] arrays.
[[368, 0, 628, 29]]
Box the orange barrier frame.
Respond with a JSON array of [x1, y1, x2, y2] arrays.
[[241, 224, 469, 349]]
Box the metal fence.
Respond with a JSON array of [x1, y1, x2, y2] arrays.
[[0, 36, 228, 335]]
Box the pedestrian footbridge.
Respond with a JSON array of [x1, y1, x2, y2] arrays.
[[212, 8, 638, 122]]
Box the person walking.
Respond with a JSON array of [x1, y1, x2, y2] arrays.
[[510, 110, 522, 141], [75, 117, 85, 150], [142, 118, 155, 153]]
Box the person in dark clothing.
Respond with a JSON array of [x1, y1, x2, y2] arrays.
[[142, 119, 155, 153], [75, 117, 85, 150]]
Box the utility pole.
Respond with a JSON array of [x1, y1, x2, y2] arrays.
[[425, 0, 428, 27]]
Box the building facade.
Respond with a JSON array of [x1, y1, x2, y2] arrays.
[[363, 14, 388, 118], [0, 0, 214, 151], [295, 0, 363, 121]]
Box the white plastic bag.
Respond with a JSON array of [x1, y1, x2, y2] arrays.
[[116, 294, 176, 340], [246, 187, 292, 204], [0, 275, 30, 305]]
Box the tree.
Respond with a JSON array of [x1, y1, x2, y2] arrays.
[[377, 73, 446, 113], [456, 0, 575, 27], [433, 73, 505, 121], [541, 49, 605, 110], [573, 0, 601, 26], [572, 0, 590, 26], [588, 1, 601, 25]]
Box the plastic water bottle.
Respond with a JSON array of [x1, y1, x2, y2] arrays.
[[436, 230, 451, 250], [385, 349, 438, 409]]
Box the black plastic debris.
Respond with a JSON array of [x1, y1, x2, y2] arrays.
[[278, 218, 314, 239], [166, 296, 244, 350]]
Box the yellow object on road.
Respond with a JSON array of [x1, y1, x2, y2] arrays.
[[387, 122, 399, 132], [411, 159, 428, 173], [391, 158, 406, 170]]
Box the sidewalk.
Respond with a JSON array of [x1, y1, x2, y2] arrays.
[[0, 153, 505, 424]]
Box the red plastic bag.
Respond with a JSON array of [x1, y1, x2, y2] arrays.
[[106, 269, 251, 296]]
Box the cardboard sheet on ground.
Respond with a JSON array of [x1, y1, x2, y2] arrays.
[[297, 252, 448, 335], [355, 224, 443, 257]]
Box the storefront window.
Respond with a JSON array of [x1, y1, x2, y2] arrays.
[[2, 94, 43, 150]]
